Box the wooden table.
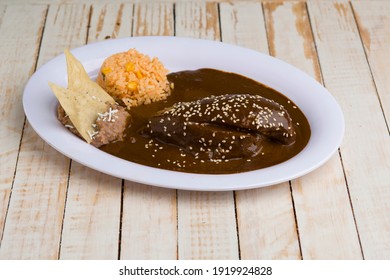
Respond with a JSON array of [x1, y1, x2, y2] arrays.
[[0, 0, 389, 260]]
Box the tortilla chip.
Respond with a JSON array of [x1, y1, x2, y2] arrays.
[[49, 50, 118, 143], [64, 49, 115, 105], [49, 82, 109, 143]]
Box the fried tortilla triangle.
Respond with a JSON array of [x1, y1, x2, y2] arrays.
[[49, 82, 109, 143], [64, 49, 115, 105]]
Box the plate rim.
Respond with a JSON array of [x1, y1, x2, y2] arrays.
[[23, 36, 345, 191]]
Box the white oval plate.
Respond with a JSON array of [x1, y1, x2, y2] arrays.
[[23, 36, 344, 191]]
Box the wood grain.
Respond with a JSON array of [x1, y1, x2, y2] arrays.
[[133, 2, 174, 36], [352, 1, 390, 129], [0, 0, 359, 5], [0, 4, 47, 255], [58, 2, 133, 261], [264, 1, 321, 81], [0, 5, 47, 245], [264, 1, 362, 259], [219, 1, 301, 260], [0, 6, 6, 25], [177, 191, 238, 259], [0, 4, 86, 259], [0, 0, 389, 260], [121, 183, 177, 259], [175, 1, 220, 40], [308, 0, 390, 259], [88, 3, 133, 41], [219, 1, 269, 52], [59, 164, 122, 259], [175, 1, 239, 260], [120, 2, 177, 260]]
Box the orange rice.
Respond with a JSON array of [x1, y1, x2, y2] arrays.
[[96, 49, 171, 108]]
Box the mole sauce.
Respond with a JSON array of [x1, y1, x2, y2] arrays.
[[100, 69, 311, 174]]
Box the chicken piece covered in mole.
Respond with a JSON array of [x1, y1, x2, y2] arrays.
[[57, 103, 131, 148], [143, 93, 296, 160]]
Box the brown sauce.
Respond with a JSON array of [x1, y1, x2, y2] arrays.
[[100, 68, 311, 174]]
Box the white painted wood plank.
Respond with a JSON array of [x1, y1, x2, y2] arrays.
[[59, 164, 122, 259], [0, 5, 69, 259], [308, 0, 390, 259], [264, 1, 362, 259], [175, 1, 239, 260], [59, 3, 134, 260], [219, 2, 269, 53], [0, 4, 48, 257], [236, 184, 300, 259], [352, 0, 390, 128], [264, 2, 321, 82], [0, 4, 90, 259], [0, 5, 14, 240], [219, 1, 301, 260], [36, 4, 89, 67], [120, 2, 177, 260], [133, 2, 174, 36], [177, 191, 238, 259], [121, 183, 177, 259], [175, 1, 219, 40], [0, 0, 357, 5], [88, 3, 133, 42], [0, 6, 6, 26], [0, 141, 69, 260]]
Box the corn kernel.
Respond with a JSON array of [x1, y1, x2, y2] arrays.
[[101, 67, 112, 75], [125, 62, 135, 72], [135, 70, 143, 79], [127, 81, 138, 91]]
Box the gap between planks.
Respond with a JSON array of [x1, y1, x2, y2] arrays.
[[308, 0, 390, 259], [0, 4, 49, 251], [305, 1, 365, 258], [349, 2, 390, 134]]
